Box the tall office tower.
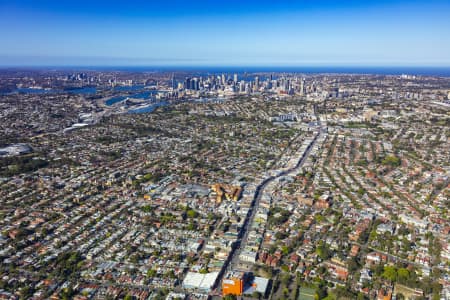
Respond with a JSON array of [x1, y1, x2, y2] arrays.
[[171, 73, 176, 90], [222, 74, 226, 86], [185, 77, 191, 90], [239, 80, 245, 92], [245, 83, 251, 94], [234, 73, 238, 84], [300, 78, 305, 96], [279, 78, 286, 91], [192, 78, 199, 90], [255, 76, 259, 89]]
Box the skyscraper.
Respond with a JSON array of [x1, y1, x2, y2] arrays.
[[185, 77, 191, 90], [222, 74, 226, 86], [192, 78, 199, 90], [300, 78, 305, 96], [171, 73, 176, 90], [239, 80, 245, 93]]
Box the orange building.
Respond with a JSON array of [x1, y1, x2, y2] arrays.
[[222, 272, 245, 296]]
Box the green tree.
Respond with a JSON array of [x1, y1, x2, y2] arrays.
[[348, 257, 360, 273], [382, 266, 397, 282], [316, 242, 331, 260], [147, 269, 157, 277], [186, 209, 199, 218], [381, 155, 401, 167], [397, 268, 409, 283]]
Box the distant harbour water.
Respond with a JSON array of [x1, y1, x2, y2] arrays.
[[15, 88, 52, 94], [105, 90, 158, 106], [114, 85, 145, 92], [7, 87, 97, 95], [3, 85, 157, 96], [64, 87, 97, 94], [127, 101, 168, 114], [105, 96, 127, 106]]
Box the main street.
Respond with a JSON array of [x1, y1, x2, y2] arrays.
[[212, 124, 324, 295]]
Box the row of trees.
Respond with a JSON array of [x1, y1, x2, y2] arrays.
[[0, 155, 48, 176]]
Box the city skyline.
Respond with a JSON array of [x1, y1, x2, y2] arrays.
[[1, 0, 450, 67]]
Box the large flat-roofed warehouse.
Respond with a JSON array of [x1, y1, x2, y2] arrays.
[[182, 272, 219, 293]]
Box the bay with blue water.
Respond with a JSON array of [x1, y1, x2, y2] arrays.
[[128, 102, 168, 114], [65, 87, 97, 94], [15, 88, 53, 94], [105, 96, 127, 106], [105, 90, 158, 106], [7, 86, 97, 95], [114, 85, 145, 92]]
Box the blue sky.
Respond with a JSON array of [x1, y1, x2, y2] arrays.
[[0, 0, 449, 66]]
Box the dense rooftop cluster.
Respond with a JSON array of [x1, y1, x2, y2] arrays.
[[0, 70, 449, 300]]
